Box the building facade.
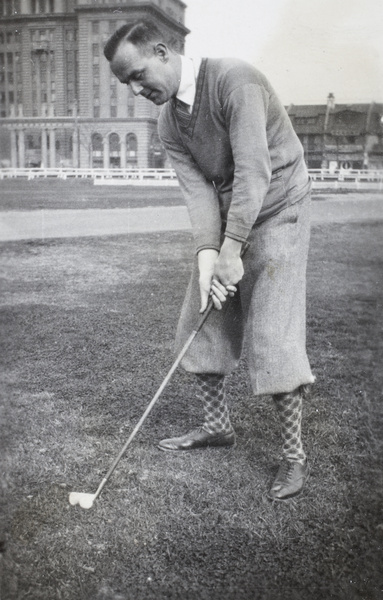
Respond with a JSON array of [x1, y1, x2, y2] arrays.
[[1, 3, 382, 171], [287, 94, 383, 170], [0, 0, 188, 168]]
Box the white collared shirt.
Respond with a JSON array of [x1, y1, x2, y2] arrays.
[[176, 56, 202, 113]]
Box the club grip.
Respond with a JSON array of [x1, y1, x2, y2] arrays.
[[193, 242, 249, 334]]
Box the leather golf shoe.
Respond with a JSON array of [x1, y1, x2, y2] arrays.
[[158, 427, 235, 452], [268, 458, 309, 500]]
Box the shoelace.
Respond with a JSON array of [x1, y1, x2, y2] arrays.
[[273, 460, 296, 486]]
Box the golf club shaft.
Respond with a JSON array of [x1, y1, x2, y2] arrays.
[[94, 299, 215, 497]]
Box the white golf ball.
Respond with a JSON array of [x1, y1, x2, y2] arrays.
[[69, 492, 79, 506]]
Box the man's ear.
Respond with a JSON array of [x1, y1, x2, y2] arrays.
[[154, 43, 169, 63]]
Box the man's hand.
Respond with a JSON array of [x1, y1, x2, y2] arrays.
[[214, 237, 244, 289], [198, 238, 244, 313]]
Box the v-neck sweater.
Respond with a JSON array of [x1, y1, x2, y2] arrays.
[[158, 58, 311, 253]]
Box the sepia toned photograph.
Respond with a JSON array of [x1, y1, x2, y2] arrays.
[[0, 1, 382, 598]]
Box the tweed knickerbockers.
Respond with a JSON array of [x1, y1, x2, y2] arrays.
[[174, 193, 315, 396]]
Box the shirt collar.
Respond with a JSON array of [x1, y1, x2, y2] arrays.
[[176, 56, 201, 108]]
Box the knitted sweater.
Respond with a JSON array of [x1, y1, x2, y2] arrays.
[[158, 58, 311, 253]]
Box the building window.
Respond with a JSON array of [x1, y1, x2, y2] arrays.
[[92, 133, 103, 151], [126, 133, 137, 165], [109, 132, 120, 167], [109, 133, 120, 151], [295, 116, 317, 125], [91, 132, 103, 166], [127, 88, 135, 117], [92, 22, 99, 35], [150, 132, 165, 168]]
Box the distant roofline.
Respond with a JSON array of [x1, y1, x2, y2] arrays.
[[286, 102, 383, 113]]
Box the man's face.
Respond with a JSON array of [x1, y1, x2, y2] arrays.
[[110, 41, 179, 105]]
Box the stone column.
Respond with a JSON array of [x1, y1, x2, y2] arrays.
[[18, 129, 25, 168], [10, 129, 17, 167], [49, 129, 56, 168], [72, 127, 79, 167], [41, 129, 48, 167]]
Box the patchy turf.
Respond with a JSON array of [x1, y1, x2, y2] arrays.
[[0, 179, 184, 211], [0, 178, 379, 212], [0, 220, 382, 599]]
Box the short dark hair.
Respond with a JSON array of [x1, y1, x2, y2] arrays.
[[104, 20, 165, 62]]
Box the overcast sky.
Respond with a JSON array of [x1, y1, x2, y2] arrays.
[[184, 0, 383, 105]]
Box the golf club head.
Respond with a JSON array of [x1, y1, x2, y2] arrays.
[[69, 492, 96, 509]]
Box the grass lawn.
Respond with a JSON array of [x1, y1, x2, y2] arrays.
[[0, 179, 184, 211], [0, 178, 379, 212], [0, 202, 382, 598]]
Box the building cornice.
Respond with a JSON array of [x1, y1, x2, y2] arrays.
[[0, 14, 77, 23], [74, 2, 190, 36], [0, 117, 159, 128]]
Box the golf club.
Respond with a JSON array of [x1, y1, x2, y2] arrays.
[[69, 298, 216, 509]]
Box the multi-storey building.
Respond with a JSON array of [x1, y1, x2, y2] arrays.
[[0, 0, 188, 168], [287, 94, 383, 170], [1, 3, 382, 172]]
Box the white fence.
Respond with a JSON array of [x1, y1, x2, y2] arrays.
[[0, 167, 179, 185], [0, 167, 382, 190], [308, 169, 383, 191]]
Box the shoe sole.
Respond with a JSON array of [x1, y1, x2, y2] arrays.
[[157, 441, 236, 452]]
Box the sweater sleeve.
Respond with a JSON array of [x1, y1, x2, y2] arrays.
[[159, 121, 222, 254], [222, 83, 272, 242]]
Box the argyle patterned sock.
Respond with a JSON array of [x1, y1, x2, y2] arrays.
[[196, 373, 233, 435], [273, 388, 306, 464]]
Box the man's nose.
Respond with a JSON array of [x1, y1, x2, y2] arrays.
[[130, 81, 144, 95]]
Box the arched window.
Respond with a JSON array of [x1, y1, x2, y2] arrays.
[[91, 132, 102, 151], [91, 132, 103, 168], [126, 133, 137, 166], [149, 132, 165, 168], [109, 132, 120, 168]]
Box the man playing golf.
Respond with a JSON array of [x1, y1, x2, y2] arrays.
[[104, 20, 315, 500]]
